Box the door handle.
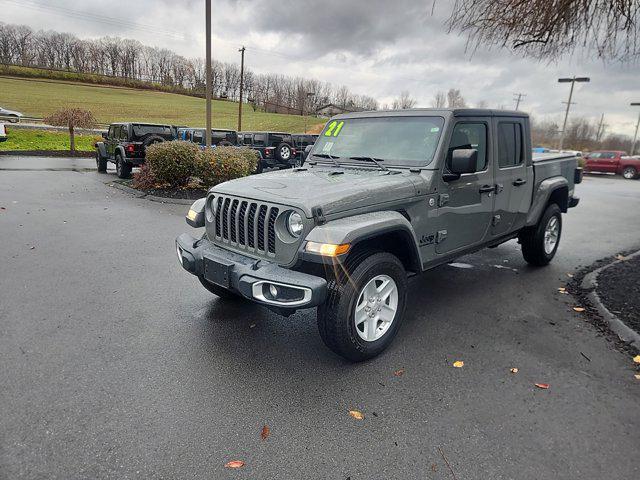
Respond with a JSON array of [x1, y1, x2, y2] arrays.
[[513, 178, 527, 186], [479, 185, 494, 193]]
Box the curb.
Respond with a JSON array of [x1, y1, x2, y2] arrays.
[[106, 181, 194, 205], [0, 150, 94, 157], [580, 250, 640, 349]]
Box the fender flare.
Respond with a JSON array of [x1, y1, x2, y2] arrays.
[[304, 211, 422, 271], [95, 142, 107, 159], [525, 176, 569, 227], [114, 145, 127, 161]]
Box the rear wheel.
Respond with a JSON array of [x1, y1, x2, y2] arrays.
[[115, 154, 132, 179], [96, 150, 107, 173], [317, 251, 407, 362], [520, 203, 562, 266], [622, 166, 638, 179]]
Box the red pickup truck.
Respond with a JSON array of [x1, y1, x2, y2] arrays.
[[583, 150, 640, 180]]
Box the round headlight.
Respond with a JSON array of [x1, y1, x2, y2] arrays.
[[287, 211, 304, 237]]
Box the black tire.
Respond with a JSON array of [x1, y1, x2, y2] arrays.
[[622, 166, 638, 180], [95, 149, 107, 173], [275, 142, 293, 163], [255, 159, 264, 174], [519, 203, 562, 266], [198, 276, 242, 300], [317, 251, 407, 362], [115, 154, 132, 179], [9, 115, 19, 123], [142, 135, 165, 147]]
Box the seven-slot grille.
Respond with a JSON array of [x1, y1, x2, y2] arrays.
[[211, 195, 279, 255]]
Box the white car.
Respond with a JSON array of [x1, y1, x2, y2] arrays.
[[0, 106, 23, 123], [0, 123, 7, 142]]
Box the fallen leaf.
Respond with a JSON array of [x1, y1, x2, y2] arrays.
[[633, 355, 640, 364], [453, 360, 464, 368], [0, 206, 6, 211], [567, 273, 574, 278], [573, 307, 585, 312], [29, 246, 35, 250], [260, 425, 270, 440], [224, 460, 245, 469], [431, 464, 438, 472], [510, 368, 519, 374], [393, 368, 405, 377], [615, 254, 627, 261], [535, 383, 550, 389], [634, 374, 640, 380], [249, 323, 256, 328], [558, 287, 566, 292], [349, 410, 364, 420]]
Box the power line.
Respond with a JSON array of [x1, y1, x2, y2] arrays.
[[0, 0, 185, 39]]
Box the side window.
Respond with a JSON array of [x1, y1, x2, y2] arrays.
[[108, 126, 115, 139], [242, 134, 252, 145], [119, 126, 129, 140], [589, 152, 601, 159], [604, 152, 615, 159], [447, 123, 487, 171], [192, 131, 203, 144], [253, 134, 266, 146], [498, 122, 523, 168]]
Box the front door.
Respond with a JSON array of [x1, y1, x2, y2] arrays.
[[435, 119, 494, 255], [491, 119, 533, 236], [106, 125, 118, 159]]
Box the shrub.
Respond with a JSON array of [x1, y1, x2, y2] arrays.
[[144, 140, 200, 187], [132, 163, 159, 189], [196, 147, 259, 187]]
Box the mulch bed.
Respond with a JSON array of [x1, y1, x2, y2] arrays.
[[596, 255, 640, 334], [114, 179, 207, 200]]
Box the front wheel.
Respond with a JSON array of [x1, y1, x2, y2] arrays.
[[519, 203, 562, 266], [622, 166, 638, 180], [96, 150, 107, 173], [317, 251, 407, 362]]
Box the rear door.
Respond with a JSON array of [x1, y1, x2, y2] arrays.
[[435, 118, 494, 254], [491, 118, 533, 236], [106, 125, 118, 159]]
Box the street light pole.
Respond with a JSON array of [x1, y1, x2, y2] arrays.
[[631, 103, 640, 155], [237, 46, 245, 132], [205, 0, 212, 148], [557, 76, 590, 150]]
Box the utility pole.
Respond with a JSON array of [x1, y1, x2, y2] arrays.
[[303, 92, 315, 133], [205, 0, 212, 148], [513, 93, 526, 110], [557, 76, 590, 150], [237, 46, 245, 132], [595, 113, 607, 143], [631, 103, 640, 156]]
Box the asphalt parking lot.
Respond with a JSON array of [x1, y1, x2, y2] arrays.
[[1, 157, 639, 479]]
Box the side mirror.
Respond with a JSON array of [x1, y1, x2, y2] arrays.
[[444, 149, 478, 181], [303, 145, 313, 160], [101, 132, 108, 139]]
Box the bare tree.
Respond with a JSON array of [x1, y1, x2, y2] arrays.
[[431, 91, 447, 108], [446, 0, 640, 61], [447, 88, 466, 108], [44, 108, 96, 154], [392, 91, 417, 109]]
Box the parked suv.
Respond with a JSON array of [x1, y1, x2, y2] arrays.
[[0, 106, 23, 123], [292, 134, 318, 164], [178, 128, 238, 147], [239, 132, 297, 171], [177, 109, 582, 361], [583, 150, 640, 179], [95, 123, 177, 178]]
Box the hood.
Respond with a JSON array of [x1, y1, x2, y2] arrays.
[[213, 165, 424, 217]]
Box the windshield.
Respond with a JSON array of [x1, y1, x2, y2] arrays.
[[312, 116, 445, 167]]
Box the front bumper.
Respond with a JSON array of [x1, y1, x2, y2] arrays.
[[176, 233, 327, 310]]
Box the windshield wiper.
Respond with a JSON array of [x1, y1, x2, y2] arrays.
[[313, 153, 341, 168], [348, 156, 389, 172]]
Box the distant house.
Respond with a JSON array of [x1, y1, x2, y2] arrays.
[[315, 103, 353, 118]]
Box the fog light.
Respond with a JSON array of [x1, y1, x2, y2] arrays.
[[269, 284, 279, 297]]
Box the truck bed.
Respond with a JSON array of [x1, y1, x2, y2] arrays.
[[532, 152, 579, 196]]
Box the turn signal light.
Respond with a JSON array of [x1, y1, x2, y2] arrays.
[[305, 241, 350, 257]]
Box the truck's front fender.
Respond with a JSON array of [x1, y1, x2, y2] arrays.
[[526, 176, 569, 226], [95, 142, 107, 159], [304, 211, 422, 271]]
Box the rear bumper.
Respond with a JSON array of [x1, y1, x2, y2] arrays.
[[176, 233, 327, 310], [124, 156, 145, 166]]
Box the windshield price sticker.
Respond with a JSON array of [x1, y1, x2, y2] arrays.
[[430, 127, 440, 133], [324, 120, 345, 137], [322, 142, 334, 152]]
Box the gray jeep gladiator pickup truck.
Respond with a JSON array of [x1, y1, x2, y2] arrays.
[[176, 109, 582, 361]]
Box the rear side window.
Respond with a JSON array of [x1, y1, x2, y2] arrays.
[[269, 134, 291, 146], [498, 122, 523, 168], [253, 134, 266, 146], [108, 126, 116, 138], [242, 134, 252, 145], [119, 126, 128, 140], [192, 130, 204, 144]]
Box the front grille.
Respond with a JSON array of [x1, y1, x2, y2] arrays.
[[210, 195, 280, 255]]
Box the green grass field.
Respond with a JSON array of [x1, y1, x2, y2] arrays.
[[0, 128, 99, 152], [0, 76, 323, 132]]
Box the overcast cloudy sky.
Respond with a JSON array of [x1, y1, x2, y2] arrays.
[[3, 0, 639, 136]]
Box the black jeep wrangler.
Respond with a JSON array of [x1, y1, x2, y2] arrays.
[[95, 123, 177, 178], [292, 134, 319, 164], [177, 127, 238, 147], [238, 131, 297, 171]]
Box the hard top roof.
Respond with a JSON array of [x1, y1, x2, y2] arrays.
[[331, 108, 528, 120]]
